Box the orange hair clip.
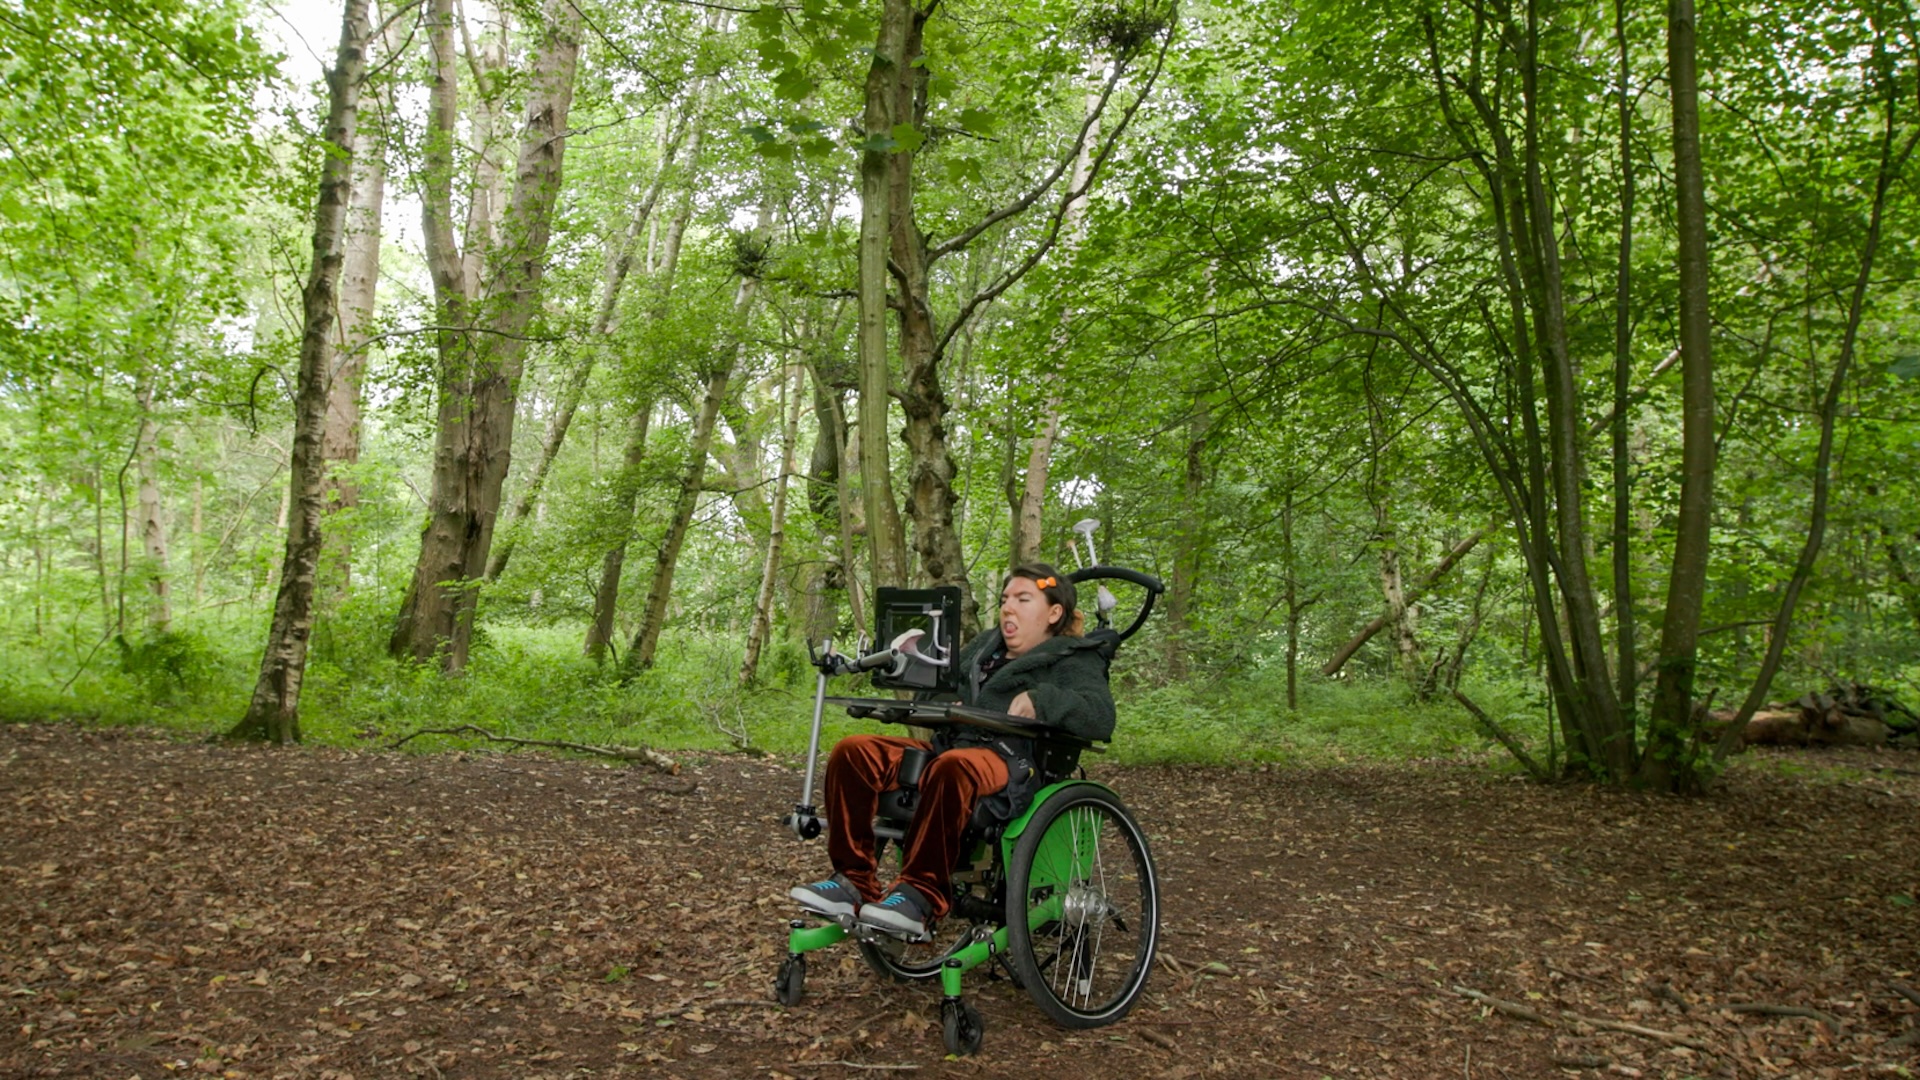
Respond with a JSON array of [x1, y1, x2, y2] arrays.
[[1033, 576, 1058, 589]]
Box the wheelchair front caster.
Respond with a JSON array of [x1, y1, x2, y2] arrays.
[[941, 997, 983, 1055], [774, 954, 806, 1006]]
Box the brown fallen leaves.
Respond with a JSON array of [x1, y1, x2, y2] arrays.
[[2, 723, 1917, 1079]]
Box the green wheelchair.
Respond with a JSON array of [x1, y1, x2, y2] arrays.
[[774, 559, 1164, 1056]]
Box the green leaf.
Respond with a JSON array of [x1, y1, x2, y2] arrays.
[[756, 142, 796, 161], [859, 132, 898, 153], [944, 155, 983, 183], [741, 124, 776, 145], [774, 71, 814, 102], [800, 137, 837, 161], [1891, 354, 1920, 381], [957, 107, 997, 135], [890, 122, 926, 154], [746, 5, 785, 36]]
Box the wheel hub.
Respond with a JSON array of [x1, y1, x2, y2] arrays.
[[1061, 883, 1110, 931]]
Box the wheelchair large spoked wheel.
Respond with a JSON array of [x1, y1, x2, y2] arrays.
[[1005, 783, 1158, 1028]]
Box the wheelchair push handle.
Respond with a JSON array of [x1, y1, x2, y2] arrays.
[[1067, 565, 1164, 644]]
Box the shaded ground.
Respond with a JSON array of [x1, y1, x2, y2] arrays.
[[3, 722, 1918, 1079]]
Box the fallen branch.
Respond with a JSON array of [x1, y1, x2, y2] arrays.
[[1726, 1003, 1843, 1030], [1453, 691, 1548, 781], [1890, 981, 1920, 1010], [820, 1063, 920, 1072], [1321, 526, 1492, 676], [1454, 986, 1549, 1025], [388, 724, 680, 775], [1452, 986, 1716, 1052]]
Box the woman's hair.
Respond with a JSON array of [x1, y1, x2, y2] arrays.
[[1006, 562, 1084, 637]]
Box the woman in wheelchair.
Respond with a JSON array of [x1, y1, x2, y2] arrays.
[[789, 563, 1116, 939]]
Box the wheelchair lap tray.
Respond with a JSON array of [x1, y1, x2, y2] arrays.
[[820, 697, 1103, 752]]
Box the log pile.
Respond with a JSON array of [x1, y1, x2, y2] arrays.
[[1729, 683, 1919, 749]]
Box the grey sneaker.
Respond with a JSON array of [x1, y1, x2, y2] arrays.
[[790, 874, 863, 918], [858, 884, 934, 939]]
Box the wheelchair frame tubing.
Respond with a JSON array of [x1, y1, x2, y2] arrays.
[[786, 919, 848, 955]]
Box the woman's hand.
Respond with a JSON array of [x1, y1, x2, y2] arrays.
[[1008, 691, 1036, 719]]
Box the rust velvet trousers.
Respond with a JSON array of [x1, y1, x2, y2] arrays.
[[823, 734, 1008, 919]]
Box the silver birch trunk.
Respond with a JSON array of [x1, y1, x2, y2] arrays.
[[582, 166, 703, 662], [322, 91, 385, 595], [1009, 92, 1097, 568], [132, 378, 171, 631]]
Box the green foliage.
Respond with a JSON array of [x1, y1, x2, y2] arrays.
[[0, 0, 1915, 784]]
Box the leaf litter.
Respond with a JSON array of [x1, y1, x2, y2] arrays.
[[2, 722, 1917, 1078]]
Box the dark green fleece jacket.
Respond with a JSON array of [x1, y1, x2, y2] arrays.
[[949, 630, 1117, 743]]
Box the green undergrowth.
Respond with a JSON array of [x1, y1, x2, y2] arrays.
[[0, 613, 1555, 770]]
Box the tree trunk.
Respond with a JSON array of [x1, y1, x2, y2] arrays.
[[231, 0, 371, 743], [808, 363, 868, 639], [132, 378, 171, 632], [1517, 6, 1630, 774], [622, 265, 765, 675], [581, 165, 704, 662], [1378, 528, 1418, 687], [855, 0, 911, 599], [390, 0, 581, 672], [488, 103, 698, 583], [582, 404, 652, 663], [1610, 0, 1638, 720], [740, 362, 805, 686], [1009, 93, 1098, 568], [1165, 395, 1209, 677], [322, 94, 385, 596], [1281, 485, 1302, 711], [1643, 0, 1717, 789]]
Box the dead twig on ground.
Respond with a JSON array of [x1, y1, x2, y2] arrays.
[[1137, 1028, 1178, 1050], [1726, 1003, 1843, 1030], [1452, 986, 1716, 1052], [1890, 981, 1920, 1009], [387, 724, 680, 775]]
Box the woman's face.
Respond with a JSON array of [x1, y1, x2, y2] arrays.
[[1000, 577, 1063, 657]]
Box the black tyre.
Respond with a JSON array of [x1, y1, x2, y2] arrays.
[[941, 997, 984, 1055], [1005, 783, 1158, 1028], [774, 954, 805, 1006], [856, 927, 972, 982]]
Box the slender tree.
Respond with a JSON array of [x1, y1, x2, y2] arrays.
[[1642, 0, 1716, 788], [231, 0, 372, 744]]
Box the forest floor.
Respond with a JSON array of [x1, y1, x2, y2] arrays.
[[2, 722, 1918, 1080]]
